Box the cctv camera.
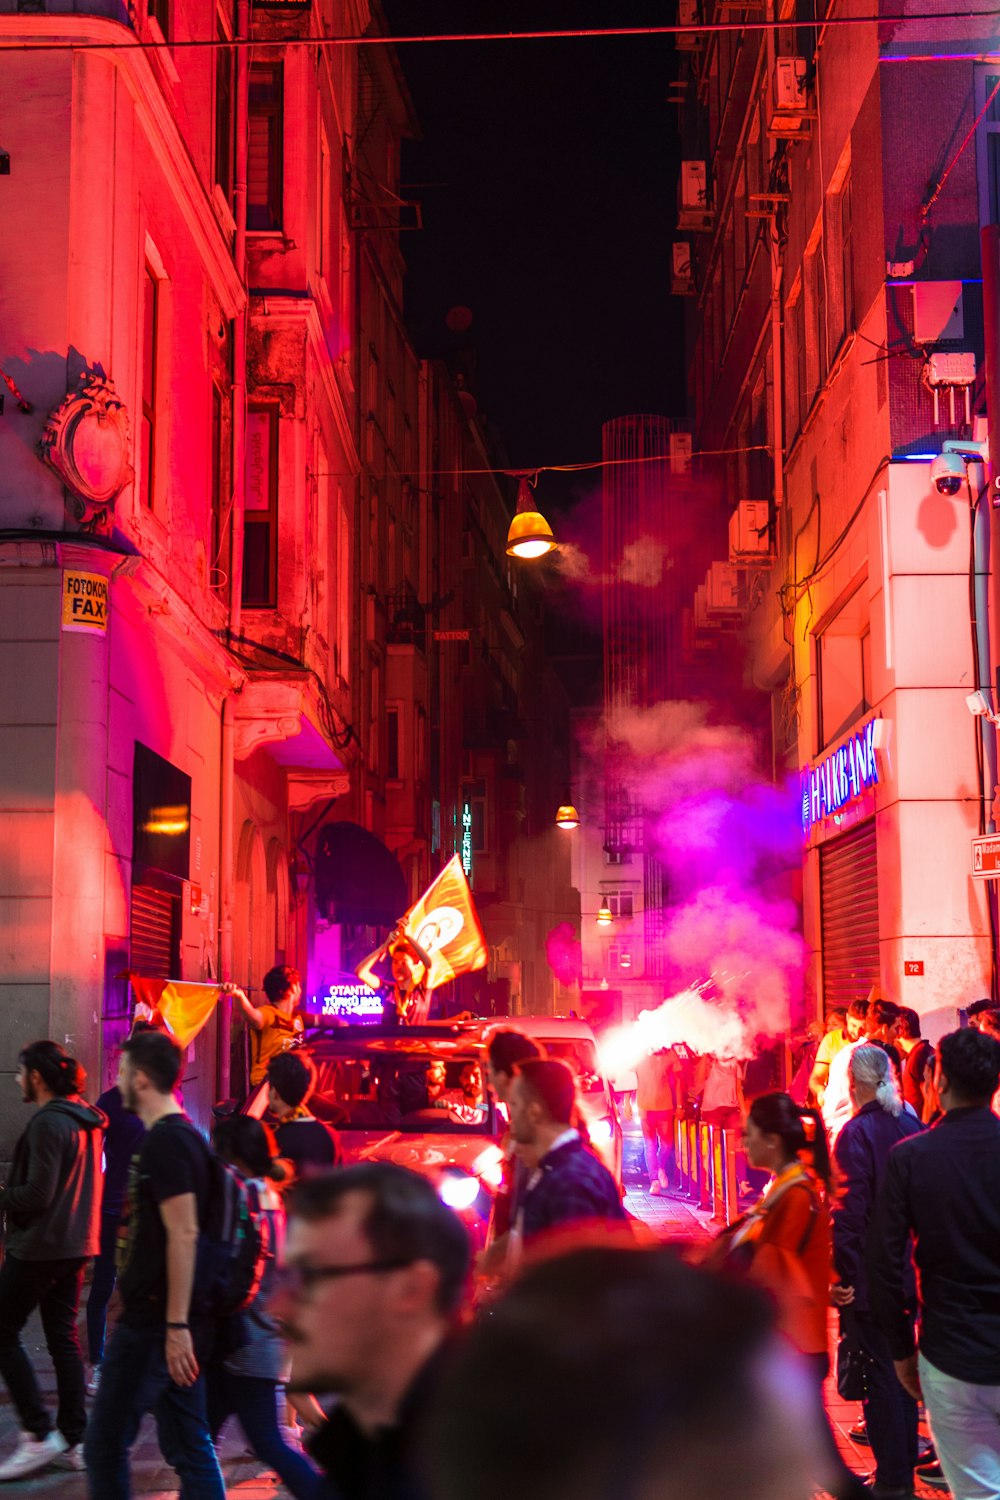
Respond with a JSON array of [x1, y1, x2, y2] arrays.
[[967, 690, 993, 717], [930, 450, 967, 496]]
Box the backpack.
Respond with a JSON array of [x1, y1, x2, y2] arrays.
[[193, 1145, 273, 1320]]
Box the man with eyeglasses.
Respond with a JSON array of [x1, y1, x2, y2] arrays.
[[271, 1162, 470, 1500]]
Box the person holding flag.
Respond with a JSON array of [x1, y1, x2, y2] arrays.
[[357, 856, 489, 1025]]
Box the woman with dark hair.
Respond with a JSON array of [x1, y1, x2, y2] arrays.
[[0, 1042, 106, 1480], [736, 1091, 868, 1500], [207, 1116, 323, 1499]]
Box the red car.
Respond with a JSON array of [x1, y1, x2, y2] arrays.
[[244, 1026, 505, 1248]]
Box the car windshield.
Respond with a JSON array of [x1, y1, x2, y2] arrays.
[[294, 1042, 496, 1134], [540, 1039, 604, 1093]]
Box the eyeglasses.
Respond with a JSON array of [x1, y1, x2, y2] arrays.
[[275, 1259, 413, 1296]]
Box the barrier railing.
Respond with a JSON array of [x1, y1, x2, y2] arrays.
[[674, 1115, 742, 1225]]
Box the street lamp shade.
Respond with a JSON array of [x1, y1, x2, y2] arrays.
[[555, 803, 580, 830], [506, 477, 556, 559], [596, 903, 614, 926]]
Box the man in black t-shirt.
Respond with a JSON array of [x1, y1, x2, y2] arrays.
[[267, 1052, 342, 1180], [83, 1031, 225, 1500]]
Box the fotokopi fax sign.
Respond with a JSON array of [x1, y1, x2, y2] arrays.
[[62, 571, 108, 634]]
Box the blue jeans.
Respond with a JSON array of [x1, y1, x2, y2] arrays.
[[85, 1213, 120, 1366], [84, 1323, 225, 1500], [854, 1312, 918, 1489], [207, 1369, 323, 1500], [920, 1352, 1000, 1500]]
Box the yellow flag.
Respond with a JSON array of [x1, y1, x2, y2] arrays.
[[129, 975, 225, 1048]]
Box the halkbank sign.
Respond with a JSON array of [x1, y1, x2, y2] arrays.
[[801, 716, 880, 836]]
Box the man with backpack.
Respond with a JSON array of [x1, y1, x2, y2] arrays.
[[83, 1028, 226, 1500]]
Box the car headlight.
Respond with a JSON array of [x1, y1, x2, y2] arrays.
[[590, 1116, 614, 1145], [473, 1143, 505, 1191], [438, 1172, 481, 1211]]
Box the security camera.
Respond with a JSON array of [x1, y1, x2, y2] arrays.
[[966, 690, 996, 719], [930, 450, 967, 496]]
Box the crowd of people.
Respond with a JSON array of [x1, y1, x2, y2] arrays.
[[0, 991, 998, 1500]]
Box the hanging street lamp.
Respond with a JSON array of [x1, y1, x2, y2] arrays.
[[506, 476, 556, 559]]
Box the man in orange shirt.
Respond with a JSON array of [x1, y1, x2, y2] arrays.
[[229, 966, 304, 1087], [635, 1048, 680, 1195]]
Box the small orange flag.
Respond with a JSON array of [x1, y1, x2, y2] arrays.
[[128, 975, 225, 1049]]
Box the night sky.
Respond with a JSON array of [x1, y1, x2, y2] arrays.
[[383, 1, 685, 498]]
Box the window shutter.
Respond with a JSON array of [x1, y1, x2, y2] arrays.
[[820, 819, 879, 1012]]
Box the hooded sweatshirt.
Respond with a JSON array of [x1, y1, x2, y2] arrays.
[[0, 1096, 107, 1259]]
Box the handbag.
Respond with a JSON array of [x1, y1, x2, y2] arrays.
[[836, 1316, 872, 1400]]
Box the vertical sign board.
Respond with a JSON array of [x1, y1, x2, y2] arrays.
[[461, 801, 473, 878], [62, 571, 108, 633]]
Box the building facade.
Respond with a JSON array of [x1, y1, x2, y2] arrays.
[[672, 3, 1000, 1032]]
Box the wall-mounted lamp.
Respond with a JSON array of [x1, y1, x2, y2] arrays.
[[555, 803, 580, 830], [506, 477, 556, 559]]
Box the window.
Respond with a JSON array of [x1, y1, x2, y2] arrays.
[[335, 488, 351, 684], [827, 152, 854, 354], [248, 65, 283, 231], [140, 263, 159, 509], [805, 237, 828, 402], [604, 889, 635, 919], [817, 585, 872, 749], [215, 20, 234, 200], [787, 280, 807, 439], [242, 407, 278, 608], [975, 69, 1000, 224], [387, 706, 400, 780], [210, 383, 230, 592]]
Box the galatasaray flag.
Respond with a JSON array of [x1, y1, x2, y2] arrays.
[[357, 855, 488, 993], [127, 974, 225, 1049]]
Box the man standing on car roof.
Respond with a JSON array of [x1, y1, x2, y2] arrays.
[[229, 967, 305, 1087]]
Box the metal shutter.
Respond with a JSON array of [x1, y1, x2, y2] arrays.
[[820, 819, 879, 1013], [130, 884, 178, 979]]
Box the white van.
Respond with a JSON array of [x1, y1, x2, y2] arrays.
[[465, 1014, 623, 1190]]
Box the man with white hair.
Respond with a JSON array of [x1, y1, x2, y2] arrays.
[[831, 1044, 923, 1500]]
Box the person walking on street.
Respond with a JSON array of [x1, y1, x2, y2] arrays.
[[267, 1052, 342, 1178], [230, 966, 305, 1087], [207, 1116, 324, 1500], [737, 1091, 869, 1500], [635, 1047, 680, 1194], [831, 1045, 923, 1499], [0, 1041, 106, 1481], [271, 1162, 471, 1500], [869, 1027, 1000, 1500], [86, 1072, 146, 1391], [507, 1059, 626, 1245], [83, 1028, 226, 1500]]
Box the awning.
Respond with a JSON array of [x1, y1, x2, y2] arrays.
[[315, 822, 408, 927]]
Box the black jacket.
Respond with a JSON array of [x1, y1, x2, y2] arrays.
[[520, 1136, 626, 1241], [0, 1096, 107, 1259], [309, 1343, 449, 1500], [832, 1100, 923, 1315], [869, 1105, 1000, 1382]]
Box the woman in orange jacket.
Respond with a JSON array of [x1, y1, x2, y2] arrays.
[[738, 1091, 868, 1500]]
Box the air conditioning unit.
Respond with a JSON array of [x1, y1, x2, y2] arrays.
[[729, 500, 772, 563], [705, 561, 742, 617], [676, 0, 702, 49], [768, 57, 810, 137], [671, 241, 695, 296], [678, 161, 713, 231], [669, 431, 693, 476]]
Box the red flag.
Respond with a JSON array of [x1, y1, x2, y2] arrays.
[[128, 975, 225, 1048]]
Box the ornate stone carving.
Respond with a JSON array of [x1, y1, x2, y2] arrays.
[[40, 373, 134, 535]]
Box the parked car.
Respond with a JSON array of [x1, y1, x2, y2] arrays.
[[242, 1025, 504, 1249], [458, 1015, 624, 1191]]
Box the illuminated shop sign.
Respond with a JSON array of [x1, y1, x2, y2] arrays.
[[461, 801, 473, 877], [305, 983, 385, 1023], [801, 716, 880, 836]]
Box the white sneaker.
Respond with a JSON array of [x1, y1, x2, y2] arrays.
[[87, 1366, 101, 1396], [0, 1431, 67, 1481], [51, 1444, 85, 1472]]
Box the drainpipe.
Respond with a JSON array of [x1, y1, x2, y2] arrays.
[[218, 0, 250, 1097]]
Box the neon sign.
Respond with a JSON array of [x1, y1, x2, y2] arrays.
[[801, 717, 880, 836], [305, 984, 385, 1022], [461, 801, 473, 877]]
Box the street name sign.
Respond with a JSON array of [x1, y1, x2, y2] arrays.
[[972, 835, 1000, 879]]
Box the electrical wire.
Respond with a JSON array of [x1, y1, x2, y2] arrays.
[[2, 9, 999, 53], [921, 72, 1000, 221], [310, 444, 772, 484]]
